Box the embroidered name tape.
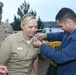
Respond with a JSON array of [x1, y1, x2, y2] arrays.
[[17, 47, 23, 50]]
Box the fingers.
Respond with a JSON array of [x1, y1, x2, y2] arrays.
[[0, 65, 8, 75], [4, 66, 8, 74], [0, 69, 5, 74], [35, 33, 41, 38], [35, 33, 46, 40]]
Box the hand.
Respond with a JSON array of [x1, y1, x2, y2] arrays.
[[33, 38, 42, 48], [35, 33, 47, 40], [0, 65, 8, 75]]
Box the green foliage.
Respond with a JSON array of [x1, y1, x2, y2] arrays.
[[10, 0, 36, 31], [11, 16, 21, 31], [37, 17, 44, 32], [10, 0, 44, 31], [17, 1, 30, 18]]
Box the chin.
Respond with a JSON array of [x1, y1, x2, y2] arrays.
[[29, 33, 35, 37], [29, 35, 34, 37], [31, 33, 35, 36]]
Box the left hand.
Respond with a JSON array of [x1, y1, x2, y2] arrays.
[[0, 65, 8, 75], [33, 38, 42, 48]]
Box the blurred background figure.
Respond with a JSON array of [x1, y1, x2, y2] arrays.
[[0, 1, 13, 47]]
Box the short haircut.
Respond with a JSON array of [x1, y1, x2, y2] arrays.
[[55, 7, 76, 23]]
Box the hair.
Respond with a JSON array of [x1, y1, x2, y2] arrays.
[[21, 14, 36, 26], [55, 7, 76, 23]]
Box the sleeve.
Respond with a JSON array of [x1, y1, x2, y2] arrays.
[[40, 38, 76, 64], [0, 38, 12, 65], [46, 32, 65, 41]]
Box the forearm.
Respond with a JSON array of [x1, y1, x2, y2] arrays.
[[33, 56, 38, 75], [46, 33, 62, 41]]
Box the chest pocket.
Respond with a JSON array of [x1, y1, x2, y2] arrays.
[[11, 41, 38, 61], [11, 43, 27, 60], [10, 34, 38, 61]]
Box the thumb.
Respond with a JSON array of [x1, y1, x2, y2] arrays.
[[34, 37, 38, 41]]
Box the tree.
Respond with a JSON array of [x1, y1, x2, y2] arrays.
[[11, 16, 21, 31], [10, 0, 44, 31], [10, 0, 36, 31], [37, 17, 44, 32]]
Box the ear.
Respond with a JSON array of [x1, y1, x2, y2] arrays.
[[67, 19, 72, 26], [20, 24, 23, 29]]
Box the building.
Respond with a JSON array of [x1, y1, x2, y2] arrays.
[[43, 21, 63, 33]]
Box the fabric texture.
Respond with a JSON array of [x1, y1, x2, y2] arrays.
[[40, 28, 76, 75], [0, 31, 38, 75]]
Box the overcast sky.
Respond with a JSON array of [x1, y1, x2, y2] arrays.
[[1, 0, 76, 23]]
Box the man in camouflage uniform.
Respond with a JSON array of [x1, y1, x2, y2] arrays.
[[0, 1, 13, 47]]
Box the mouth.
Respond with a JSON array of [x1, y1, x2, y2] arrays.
[[29, 33, 35, 36]]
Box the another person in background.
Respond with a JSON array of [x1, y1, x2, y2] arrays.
[[0, 1, 13, 74], [0, 14, 38, 75], [33, 7, 76, 75], [0, 1, 13, 47]]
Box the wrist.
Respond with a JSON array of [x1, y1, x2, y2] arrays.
[[39, 42, 42, 48], [40, 42, 42, 45], [44, 33, 47, 38]]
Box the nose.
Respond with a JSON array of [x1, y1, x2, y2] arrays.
[[33, 27, 37, 32]]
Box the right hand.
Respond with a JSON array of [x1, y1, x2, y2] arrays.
[[0, 65, 8, 75], [33, 38, 42, 48], [35, 33, 47, 40]]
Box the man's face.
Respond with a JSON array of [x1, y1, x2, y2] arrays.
[[56, 20, 70, 33], [21, 19, 38, 38], [0, 13, 2, 21]]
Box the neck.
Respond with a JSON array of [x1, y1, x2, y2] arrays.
[[22, 31, 31, 41]]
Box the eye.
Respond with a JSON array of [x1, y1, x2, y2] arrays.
[[29, 26, 33, 29], [28, 25, 38, 29]]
